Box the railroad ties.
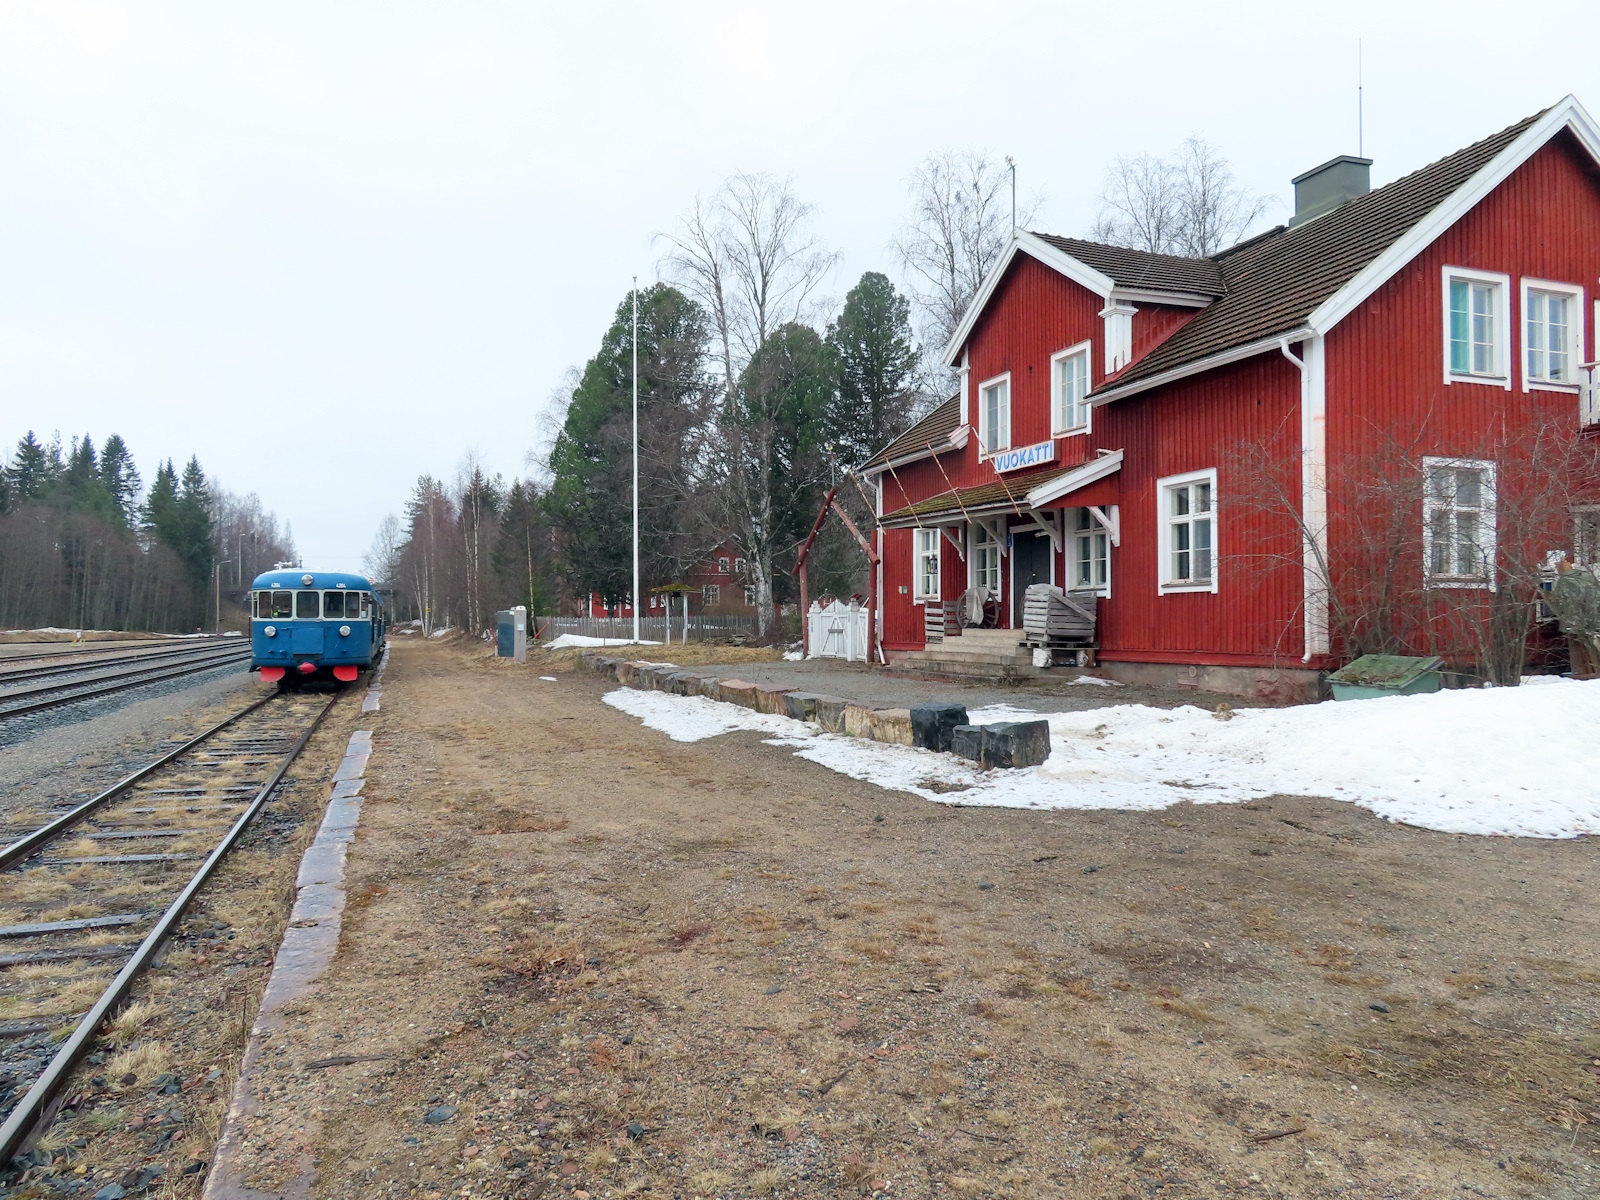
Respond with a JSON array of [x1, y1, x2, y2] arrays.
[[0, 690, 338, 1164]]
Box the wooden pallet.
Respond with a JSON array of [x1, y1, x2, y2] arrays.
[[1022, 584, 1097, 646]]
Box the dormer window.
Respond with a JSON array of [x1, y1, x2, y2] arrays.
[[978, 373, 1011, 455]]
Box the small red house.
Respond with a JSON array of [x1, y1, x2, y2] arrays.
[[865, 98, 1600, 698], [582, 540, 760, 619]]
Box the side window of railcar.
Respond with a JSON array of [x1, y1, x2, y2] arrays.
[[259, 590, 293, 619], [324, 591, 345, 618], [295, 590, 320, 619]]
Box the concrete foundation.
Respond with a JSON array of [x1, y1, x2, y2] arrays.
[[1100, 660, 1323, 703]]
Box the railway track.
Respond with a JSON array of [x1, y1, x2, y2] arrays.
[[0, 689, 338, 1164], [0, 640, 245, 686], [0, 640, 199, 669], [0, 644, 252, 722]]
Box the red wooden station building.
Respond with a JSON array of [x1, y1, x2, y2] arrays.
[[863, 98, 1600, 699]]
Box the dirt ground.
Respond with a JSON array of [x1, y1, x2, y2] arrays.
[[238, 638, 1600, 1200]]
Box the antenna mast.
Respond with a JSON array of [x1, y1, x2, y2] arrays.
[[1358, 40, 1364, 158]]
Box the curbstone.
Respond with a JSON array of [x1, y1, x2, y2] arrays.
[[698, 676, 724, 702], [843, 703, 878, 738], [720, 680, 758, 709], [754, 683, 797, 715], [868, 707, 914, 746], [911, 702, 969, 752], [812, 696, 850, 734], [781, 692, 822, 722], [949, 720, 1052, 768]]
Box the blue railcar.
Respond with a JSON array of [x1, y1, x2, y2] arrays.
[[249, 569, 387, 685]]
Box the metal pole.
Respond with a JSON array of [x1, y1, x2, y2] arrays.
[[1006, 156, 1016, 234], [632, 278, 641, 645]]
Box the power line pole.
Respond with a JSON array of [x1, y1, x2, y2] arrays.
[[631, 278, 641, 645]]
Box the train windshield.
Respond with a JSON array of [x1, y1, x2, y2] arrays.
[[295, 590, 321, 619], [324, 591, 346, 618], [257, 590, 293, 619]]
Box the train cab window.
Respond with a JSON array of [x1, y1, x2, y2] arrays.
[[324, 591, 346, 618], [352, 593, 368, 617], [258, 590, 293, 619], [295, 590, 321, 619]]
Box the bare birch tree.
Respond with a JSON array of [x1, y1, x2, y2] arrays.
[[660, 174, 838, 637], [1092, 136, 1273, 257], [894, 151, 1036, 370]]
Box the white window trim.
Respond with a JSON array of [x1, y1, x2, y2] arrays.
[[1575, 505, 1600, 566], [1422, 456, 1497, 591], [1069, 507, 1112, 598], [913, 527, 942, 602], [1520, 276, 1585, 393], [968, 519, 1002, 594], [1156, 468, 1219, 595], [1050, 340, 1094, 437], [1441, 266, 1512, 389], [976, 371, 1012, 458]]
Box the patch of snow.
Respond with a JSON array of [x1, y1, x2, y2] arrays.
[[782, 650, 803, 661], [539, 675, 558, 682], [601, 680, 1600, 839], [543, 634, 662, 650], [428, 626, 454, 639], [1066, 674, 1121, 686]]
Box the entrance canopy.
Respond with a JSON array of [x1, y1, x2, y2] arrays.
[[880, 450, 1122, 528]]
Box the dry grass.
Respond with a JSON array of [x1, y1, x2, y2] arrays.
[[107, 999, 159, 1046]]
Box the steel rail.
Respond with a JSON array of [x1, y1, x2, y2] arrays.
[[0, 648, 252, 721], [0, 692, 338, 1163], [0, 693, 276, 872], [0, 645, 248, 702], [0, 640, 193, 667], [0, 641, 245, 685]]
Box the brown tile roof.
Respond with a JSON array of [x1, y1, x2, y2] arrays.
[[1032, 234, 1225, 296], [1100, 110, 1545, 393], [881, 466, 1074, 525], [860, 393, 962, 470]]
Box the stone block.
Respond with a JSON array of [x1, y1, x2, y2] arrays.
[[911, 702, 969, 752], [698, 676, 723, 703], [812, 696, 850, 734], [720, 679, 758, 709], [615, 661, 640, 686], [843, 703, 878, 738], [635, 665, 659, 690], [781, 692, 822, 722], [868, 707, 914, 746], [668, 671, 695, 695], [579, 650, 598, 671], [948, 720, 1053, 769], [754, 683, 797, 715]]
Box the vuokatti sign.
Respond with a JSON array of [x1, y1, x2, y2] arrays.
[[991, 440, 1055, 474]]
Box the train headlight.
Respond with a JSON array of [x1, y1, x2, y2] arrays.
[[264, 625, 276, 637], [339, 625, 351, 637]]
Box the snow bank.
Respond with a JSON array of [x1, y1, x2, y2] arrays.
[[602, 680, 1600, 839], [543, 634, 662, 650]]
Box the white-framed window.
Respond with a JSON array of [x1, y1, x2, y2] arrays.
[[742, 584, 756, 606], [1442, 267, 1511, 387], [1575, 507, 1600, 566], [913, 527, 941, 601], [735, 556, 747, 574], [1423, 457, 1496, 588], [970, 521, 1001, 592], [977, 373, 1011, 456], [717, 556, 730, 573], [1157, 469, 1218, 594], [1051, 342, 1092, 435], [1521, 278, 1585, 390], [1072, 508, 1109, 594], [702, 584, 721, 606]]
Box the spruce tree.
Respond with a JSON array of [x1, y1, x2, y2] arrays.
[[98, 434, 142, 528], [825, 272, 919, 467], [4, 431, 53, 502]]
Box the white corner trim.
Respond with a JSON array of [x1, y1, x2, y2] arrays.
[[1280, 334, 1329, 659], [1025, 449, 1124, 507], [1440, 266, 1513, 390], [958, 349, 971, 427], [1049, 339, 1094, 437], [1309, 96, 1600, 337], [1155, 467, 1220, 596], [940, 232, 1116, 366], [1519, 276, 1587, 392]]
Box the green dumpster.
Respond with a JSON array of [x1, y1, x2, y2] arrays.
[[1326, 654, 1444, 700]]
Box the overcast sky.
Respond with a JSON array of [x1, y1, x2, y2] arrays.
[[2, 2, 1596, 572]]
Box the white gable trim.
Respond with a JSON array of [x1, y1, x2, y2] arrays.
[[1088, 330, 1313, 406], [941, 232, 1116, 367], [1025, 449, 1124, 507], [1308, 95, 1600, 335]]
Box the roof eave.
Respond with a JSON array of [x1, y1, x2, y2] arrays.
[[1308, 95, 1600, 335], [1089, 329, 1314, 406]]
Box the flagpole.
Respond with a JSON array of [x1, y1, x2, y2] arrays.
[[631, 278, 640, 644]]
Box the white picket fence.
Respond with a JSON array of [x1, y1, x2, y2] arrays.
[[806, 599, 869, 662]]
